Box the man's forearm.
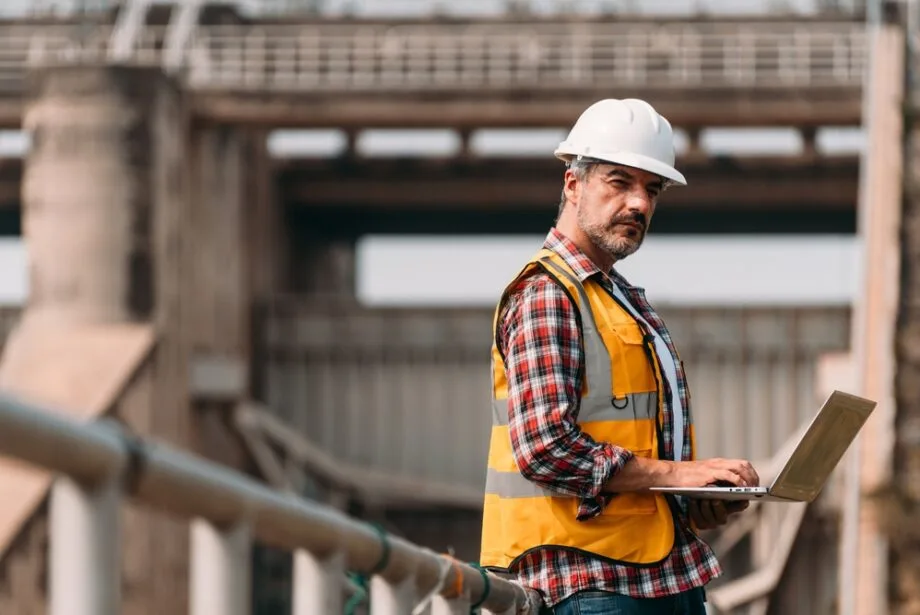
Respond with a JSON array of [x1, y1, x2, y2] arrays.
[[602, 455, 676, 493]]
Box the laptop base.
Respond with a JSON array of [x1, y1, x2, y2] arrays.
[[650, 486, 796, 502]]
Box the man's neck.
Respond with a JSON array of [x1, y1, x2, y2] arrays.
[[554, 222, 615, 274]]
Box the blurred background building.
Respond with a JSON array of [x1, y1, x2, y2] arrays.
[[0, 0, 914, 614]]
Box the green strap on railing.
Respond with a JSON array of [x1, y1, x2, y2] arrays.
[[342, 526, 494, 615], [468, 562, 491, 614], [344, 523, 391, 615]]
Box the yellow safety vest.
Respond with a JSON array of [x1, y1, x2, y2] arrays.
[[480, 249, 691, 569]]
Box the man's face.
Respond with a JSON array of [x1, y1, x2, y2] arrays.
[[569, 163, 663, 262]]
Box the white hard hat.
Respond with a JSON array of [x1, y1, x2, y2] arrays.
[[555, 98, 686, 186]]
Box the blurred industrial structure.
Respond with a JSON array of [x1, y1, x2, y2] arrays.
[[0, 0, 914, 614]]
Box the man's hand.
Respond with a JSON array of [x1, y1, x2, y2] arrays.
[[603, 456, 760, 493], [668, 457, 760, 489], [688, 498, 749, 530]]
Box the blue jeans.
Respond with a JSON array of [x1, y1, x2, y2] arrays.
[[551, 587, 708, 615]]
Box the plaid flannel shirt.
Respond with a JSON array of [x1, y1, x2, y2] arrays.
[[496, 228, 721, 607]]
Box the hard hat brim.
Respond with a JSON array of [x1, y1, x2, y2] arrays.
[[554, 148, 687, 186]]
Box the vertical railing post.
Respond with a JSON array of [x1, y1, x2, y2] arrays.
[[292, 549, 344, 614], [190, 519, 251, 615], [431, 594, 472, 615], [371, 576, 417, 615], [50, 475, 122, 615]]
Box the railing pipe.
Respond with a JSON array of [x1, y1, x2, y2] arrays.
[[0, 396, 126, 485], [0, 392, 540, 614]]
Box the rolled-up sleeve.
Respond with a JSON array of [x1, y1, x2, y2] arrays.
[[499, 274, 635, 520]]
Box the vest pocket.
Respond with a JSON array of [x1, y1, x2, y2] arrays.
[[608, 324, 657, 395], [602, 448, 658, 515]]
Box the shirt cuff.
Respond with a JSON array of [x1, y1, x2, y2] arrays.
[[576, 444, 635, 521]]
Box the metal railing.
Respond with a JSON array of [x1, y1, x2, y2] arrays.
[[0, 392, 542, 615], [243, 0, 864, 18], [8, 0, 864, 19], [0, 25, 111, 93], [234, 398, 819, 615], [0, 21, 866, 95], [236, 390, 816, 615], [235, 401, 484, 510], [185, 23, 867, 91]]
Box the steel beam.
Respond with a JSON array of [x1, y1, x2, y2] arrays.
[[278, 155, 860, 212]]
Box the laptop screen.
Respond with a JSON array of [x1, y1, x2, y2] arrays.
[[769, 390, 876, 502]]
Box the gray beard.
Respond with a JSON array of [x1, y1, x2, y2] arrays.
[[577, 208, 643, 262]]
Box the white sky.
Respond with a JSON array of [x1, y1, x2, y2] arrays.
[[265, 127, 865, 158], [0, 234, 861, 308], [357, 235, 861, 307], [0, 240, 28, 306]]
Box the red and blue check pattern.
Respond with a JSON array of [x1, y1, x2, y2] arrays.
[[495, 228, 721, 607]]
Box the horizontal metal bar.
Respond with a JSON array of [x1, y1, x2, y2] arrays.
[[0, 393, 126, 486], [235, 403, 484, 509], [0, 392, 540, 614]]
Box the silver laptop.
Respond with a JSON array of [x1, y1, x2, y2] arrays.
[[650, 390, 877, 502]]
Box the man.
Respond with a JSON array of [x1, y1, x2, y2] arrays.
[[479, 98, 760, 614]]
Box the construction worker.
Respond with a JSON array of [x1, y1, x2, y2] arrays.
[[480, 99, 760, 614]]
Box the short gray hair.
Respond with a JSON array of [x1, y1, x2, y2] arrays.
[[556, 157, 599, 220]]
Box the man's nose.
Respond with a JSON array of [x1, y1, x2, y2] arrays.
[[627, 192, 653, 218]]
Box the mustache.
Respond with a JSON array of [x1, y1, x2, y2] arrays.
[[611, 212, 647, 231]]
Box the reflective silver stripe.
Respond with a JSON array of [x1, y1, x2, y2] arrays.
[[492, 397, 508, 426], [491, 391, 658, 426], [539, 257, 613, 400], [485, 467, 556, 498]]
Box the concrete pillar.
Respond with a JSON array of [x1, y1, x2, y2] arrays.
[[290, 237, 357, 299], [21, 66, 161, 326], [684, 127, 704, 159], [342, 129, 359, 160], [841, 24, 904, 615], [0, 64, 191, 615], [458, 128, 473, 160], [800, 127, 818, 159], [2, 62, 280, 615]]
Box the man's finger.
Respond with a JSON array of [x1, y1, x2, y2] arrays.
[[697, 500, 718, 527], [710, 501, 728, 525], [726, 500, 749, 513], [736, 462, 759, 487], [718, 470, 744, 486], [688, 501, 709, 529]]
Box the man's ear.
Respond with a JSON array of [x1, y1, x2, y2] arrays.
[[563, 169, 580, 207]]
